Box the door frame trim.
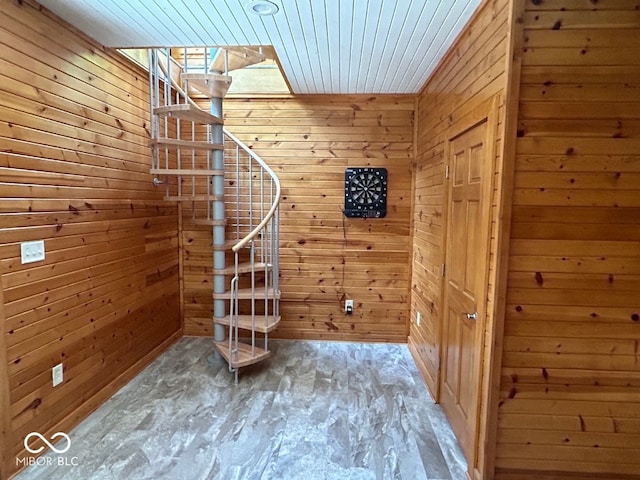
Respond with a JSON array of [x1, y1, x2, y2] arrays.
[[438, 95, 499, 475]]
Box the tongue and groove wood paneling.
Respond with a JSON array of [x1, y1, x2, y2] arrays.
[[495, 1, 640, 478], [182, 96, 414, 342], [409, 2, 510, 474], [1, 0, 637, 478], [0, 1, 180, 477]]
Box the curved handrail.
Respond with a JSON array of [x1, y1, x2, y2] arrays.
[[223, 128, 281, 253]]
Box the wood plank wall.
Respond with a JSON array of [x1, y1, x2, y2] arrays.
[[182, 96, 414, 342], [409, 0, 509, 407], [495, 1, 640, 478], [0, 1, 180, 477]]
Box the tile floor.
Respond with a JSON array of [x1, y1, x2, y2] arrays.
[[14, 338, 466, 480]]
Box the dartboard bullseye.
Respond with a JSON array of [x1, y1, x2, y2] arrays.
[[344, 167, 387, 218]]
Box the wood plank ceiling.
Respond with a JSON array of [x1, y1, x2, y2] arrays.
[[37, 0, 482, 94]]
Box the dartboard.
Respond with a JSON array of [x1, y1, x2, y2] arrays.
[[344, 167, 387, 218]]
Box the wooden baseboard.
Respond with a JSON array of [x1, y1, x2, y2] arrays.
[[407, 335, 436, 402]]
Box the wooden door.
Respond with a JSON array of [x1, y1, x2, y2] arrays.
[[439, 118, 492, 468]]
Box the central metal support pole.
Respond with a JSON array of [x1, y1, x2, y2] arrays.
[[211, 95, 226, 344]]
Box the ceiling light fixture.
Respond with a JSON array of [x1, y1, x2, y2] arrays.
[[246, 0, 279, 16]]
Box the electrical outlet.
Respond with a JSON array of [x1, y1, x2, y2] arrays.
[[345, 299, 354, 315], [416, 311, 422, 326], [21, 240, 45, 264], [52, 363, 63, 387]]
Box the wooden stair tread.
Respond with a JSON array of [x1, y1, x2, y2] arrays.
[[211, 240, 253, 251], [164, 194, 224, 201], [191, 218, 227, 226], [183, 73, 232, 98], [214, 262, 272, 275], [210, 47, 265, 73], [213, 240, 241, 251], [213, 287, 280, 300], [214, 314, 280, 333], [151, 168, 224, 176], [151, 138, 224, 150], [214, 341, 270, 368], [153, 104, 223, 125]]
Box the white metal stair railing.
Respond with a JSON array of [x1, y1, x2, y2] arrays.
[[148, 48, 227, 225], [217, 128, 281, 382], [147, 47, 280, 382]]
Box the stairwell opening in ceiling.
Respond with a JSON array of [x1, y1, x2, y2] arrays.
[[119, 45, 291, 97]]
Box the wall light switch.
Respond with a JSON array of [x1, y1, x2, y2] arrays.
[[52, 363, 63, 387], [21, 240, 45, 264], [416, 311, 422, 326]]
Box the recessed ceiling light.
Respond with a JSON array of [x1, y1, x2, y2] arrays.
[[246, 0, 279, 16]]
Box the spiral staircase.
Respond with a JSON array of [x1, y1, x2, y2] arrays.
[[148, 47, 280, 382]]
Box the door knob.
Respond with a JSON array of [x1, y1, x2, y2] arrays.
[[466, 312, 477, 320]]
